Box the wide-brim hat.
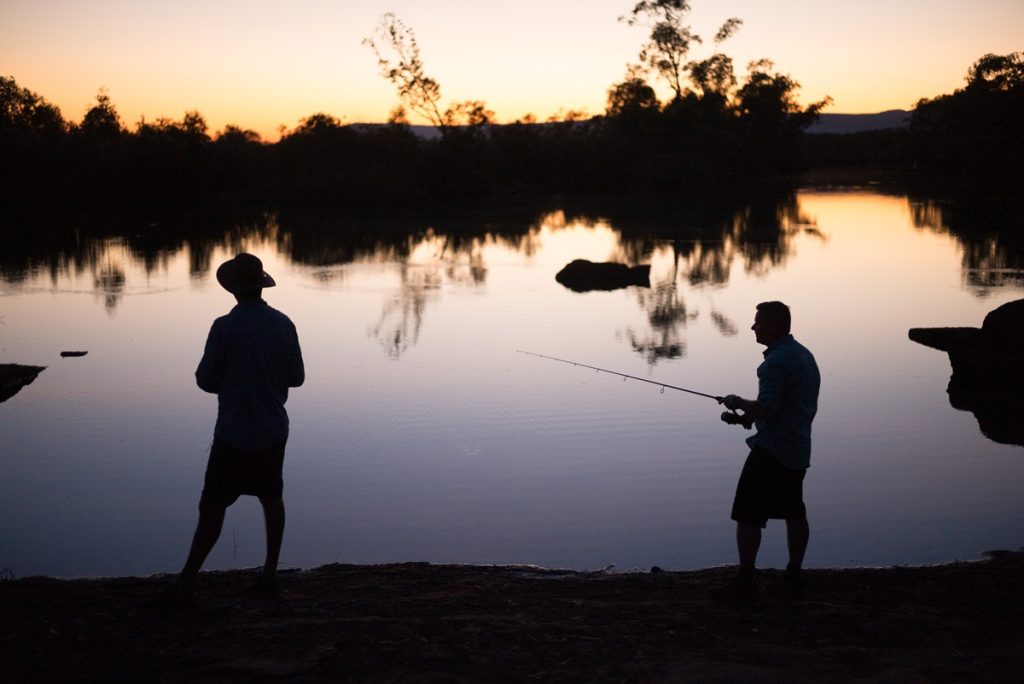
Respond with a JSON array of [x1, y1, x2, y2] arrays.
[[216, 253, 276, 294]]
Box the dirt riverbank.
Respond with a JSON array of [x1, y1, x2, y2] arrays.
[[3, 551, 1022, 682]]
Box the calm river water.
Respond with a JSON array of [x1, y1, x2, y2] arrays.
[[2, 189, 1022, 578]]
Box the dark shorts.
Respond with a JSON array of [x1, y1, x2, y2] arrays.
[[731, 446, 806, 528], [199, 437, 286, 508]]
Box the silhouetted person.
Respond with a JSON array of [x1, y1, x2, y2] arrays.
[[172, 253, 304, 600], [714, 301, 819, 601]]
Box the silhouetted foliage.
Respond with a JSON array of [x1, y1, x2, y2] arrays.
[[0, 2, 835, 209], [732, 60, 832, 175], [3, 0, 829, 212], [78, 89, 124, 139], [909, 192, 1024, 292], [364, 13, 453, 132], [606, 67, 661, 117], [908, 52, 1024, 193], [0, 76, 66, 138], [1, 76, 69, 204], [619, 1, 729, 103]]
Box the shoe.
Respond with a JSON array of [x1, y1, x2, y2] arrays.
[[709, 576, 758, 603]]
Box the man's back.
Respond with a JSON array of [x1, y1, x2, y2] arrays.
[[196, 299, 305, 450]]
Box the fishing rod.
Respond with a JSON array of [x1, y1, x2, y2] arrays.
[[516, 350, 754, 428], [516, 350, 722, 400]]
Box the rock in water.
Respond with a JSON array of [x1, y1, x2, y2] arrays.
[[0, 364, 47, 403], [555, 259, 651, 292], [909, 298, 1024, 447]]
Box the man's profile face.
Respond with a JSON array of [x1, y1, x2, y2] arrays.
[[751, 311, 783, 346]]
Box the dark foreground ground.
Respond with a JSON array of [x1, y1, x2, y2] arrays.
[[3, 551, 1023, 682]]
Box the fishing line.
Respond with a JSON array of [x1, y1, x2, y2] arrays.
[[516, 350, 723, 401]]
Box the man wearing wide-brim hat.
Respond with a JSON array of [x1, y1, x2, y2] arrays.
[[171, 252, 305, 600]]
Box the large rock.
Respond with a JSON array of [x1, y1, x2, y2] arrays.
[[909, 299, 1024, 446], [0, 364, 47, 404], [555, 259, 650, 293]]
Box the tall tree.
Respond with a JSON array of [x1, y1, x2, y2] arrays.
[[621, 1, 741, 103], [735, 60, 829, 129], [364, 13, 447, 130], [687, 18, 742, 101], [621, 1, 698, 101]]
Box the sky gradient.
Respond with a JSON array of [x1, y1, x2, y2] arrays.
[[3, 1, 1021, 140]]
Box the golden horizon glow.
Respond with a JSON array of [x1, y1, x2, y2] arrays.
[[3, 1, 1021, 141]]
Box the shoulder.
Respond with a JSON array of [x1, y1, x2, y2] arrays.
[[260, 304, 300, 336], [773, 336, 814, 358], [761, 337, 812, 373], [788, 337, 817, 363], [263, 303, 295, 324], [209, 312, 232, 331], [777, 338, 819, 380]]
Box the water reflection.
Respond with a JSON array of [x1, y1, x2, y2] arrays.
[[94, 263, 125, 313], [5, 190, 1024, 577], [909, 196, 1024, 294], [370, 244, 486, 358], [3, 189, 1020, 364], [625, 280, 696, 362]]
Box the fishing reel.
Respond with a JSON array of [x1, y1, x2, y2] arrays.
[[721, 410, 754, 430]]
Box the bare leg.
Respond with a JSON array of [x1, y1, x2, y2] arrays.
[[179, 502, 227, 585], [736, 522, 762, 573], [711, 522, 762, 599], [786, 517, 809, 571], [259, 496, 285, 581]]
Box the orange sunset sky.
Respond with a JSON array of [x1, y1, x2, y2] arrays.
[[3, 0, 1021, 141]]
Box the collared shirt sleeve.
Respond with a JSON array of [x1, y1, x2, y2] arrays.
[[755, 357, 787, 417], [195, 320, 224, 394], [286, 323, 305, 389]]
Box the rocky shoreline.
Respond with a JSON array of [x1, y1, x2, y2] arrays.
[[4, 551, 1022, 682]]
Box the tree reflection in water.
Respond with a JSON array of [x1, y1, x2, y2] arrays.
[[94, 262, 125, 314], [13, 189, 1020, 365], [367, 231, 492, 358], [0, 193, 820, 359], [591, 191, 822, 364], [909, 196, 1024, 295], [372, 264, 437, 358], [624, 280, 696, 363]]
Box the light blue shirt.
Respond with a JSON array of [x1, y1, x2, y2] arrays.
[[196, 299, 304, 450], [746, 334, 820, 470]]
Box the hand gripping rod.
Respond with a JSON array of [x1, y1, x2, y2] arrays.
[[516, 350, 723, 402]]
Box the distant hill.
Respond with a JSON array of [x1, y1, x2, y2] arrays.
[[807, 110, 910, 135]]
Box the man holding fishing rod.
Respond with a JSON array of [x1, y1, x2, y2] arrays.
[[714, 301, 820, 601]]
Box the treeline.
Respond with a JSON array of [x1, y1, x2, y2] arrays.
[[907, 52, 1024, 192], [0, 73, 820, 210], [2, 0, 1019, 210], [802, 52, 1023, 193], [1, 3, 835, 209]]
